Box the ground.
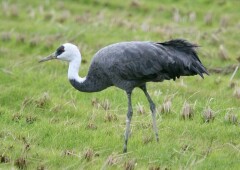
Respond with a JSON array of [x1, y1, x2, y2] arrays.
[[0, 0, 240, 169]]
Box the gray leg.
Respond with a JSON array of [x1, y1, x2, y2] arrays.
[[123, 91, 133, 153], [140, 85, 159, 142]]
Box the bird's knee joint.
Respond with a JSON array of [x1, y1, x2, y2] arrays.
[[127, 111, 133, 117], [150, 104, 156, 112]]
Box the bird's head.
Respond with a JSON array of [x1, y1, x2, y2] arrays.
[[39, 43, 81, 63]]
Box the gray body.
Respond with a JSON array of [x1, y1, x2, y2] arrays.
[[73, 40, 208, 93]]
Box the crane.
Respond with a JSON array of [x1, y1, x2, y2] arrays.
[[39, 39, 208, 153]]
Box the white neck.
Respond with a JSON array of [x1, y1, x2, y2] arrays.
[[68, 57, 86, 83]]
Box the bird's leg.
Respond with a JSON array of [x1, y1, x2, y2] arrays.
[[140, 85, 159, 142], [123, 91, 133, 153]]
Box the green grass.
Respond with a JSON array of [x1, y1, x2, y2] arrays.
[[0, 0, 240, 169]]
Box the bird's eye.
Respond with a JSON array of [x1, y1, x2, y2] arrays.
[[56, 45, 65, 56]]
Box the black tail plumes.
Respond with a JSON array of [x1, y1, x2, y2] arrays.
[[158, 39, 209, 78]]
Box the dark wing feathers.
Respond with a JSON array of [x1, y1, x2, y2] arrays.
[[113, 39, 207, 81], [158, 39, 209, 78], [95, 39, 208, 82]]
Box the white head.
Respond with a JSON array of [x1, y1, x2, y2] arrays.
[[39, 43, 81, 63]]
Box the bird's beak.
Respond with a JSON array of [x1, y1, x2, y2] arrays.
[[39, 53, 56, 63]]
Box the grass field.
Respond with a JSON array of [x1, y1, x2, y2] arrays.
[[0, 0, 240, 169]]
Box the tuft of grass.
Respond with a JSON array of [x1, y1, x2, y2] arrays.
[[44, 12, 54, 21], [101, 99, 111, 110], [104, 112, 118, 122], [172, 8, 181, 23], [233, 87, 240, 99], [83, 148, 95, 162], [142, 135, 153, 145], [56, 10, 70, 23], [225, 111, 238, 125], [136, 102, 145, 115], [210, 33, 220, 45], [106, 153, 120, 166], [25, 115, 37, 124], [91, 97, 100, 108], [1, 32, 11, 42], [218, 44, 229, 61], [220, 16, 229, 27], [9, 4, 19, 18], [189, 11, 196, 23], [16, 34, 26, 43], [12, 112, 22, 122], [180, 101, 194, 120], [0, 154, 10, 163], [86, 121, 97, 130], [130, 0, 141, 8], [229, 81, 237, 89], [63, 149, 76, 157], [14, 157, 27, 170], [37, 164, 46, 170], [124, 159, 136, 170], [202, 107, 215, 123], [160, 98, 172, 114], [204, 12, 213, 25], [29, 36, 40, 47], [35, 92, 50, 108], [148, 166, 161, 170]]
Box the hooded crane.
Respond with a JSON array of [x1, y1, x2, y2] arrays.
[[39, 39, 208, 153]]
